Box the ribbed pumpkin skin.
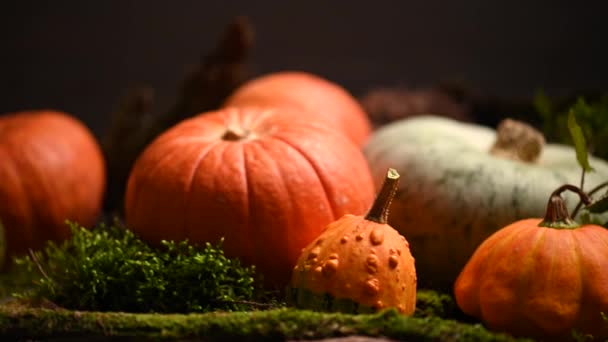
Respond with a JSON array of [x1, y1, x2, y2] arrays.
[[454, 220, 608, 340], [125, 107, 375, 287], [0, 110, 106, 259], [224, 71, 372, 146], [291, 214, 417, 315], [363, 115, 608, 289]]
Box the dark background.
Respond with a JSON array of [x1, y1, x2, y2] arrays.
[[1, 1, 607, 137]]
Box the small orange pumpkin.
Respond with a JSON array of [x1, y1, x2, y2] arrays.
[[125, 106, 375, 287], [290, 168, 417, 315], [224, 71, 372, 146], [0, 110, 106, 261], [454, 184, 608, 340]]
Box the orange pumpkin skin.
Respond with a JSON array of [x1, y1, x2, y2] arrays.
[[291, 214, 417, 314], [224, 71, 372, 146], [290, 169, 416, 314], [0, 110, 106, 259], [454, 219, 608, 340], [125, 106, 375, 287]]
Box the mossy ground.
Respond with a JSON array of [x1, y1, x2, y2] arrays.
[[0, 290, 532, 341], [0, 224, 533, 341], [0, 295, 530, 341]]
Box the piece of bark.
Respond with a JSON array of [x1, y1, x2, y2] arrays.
[[101, 16, 255, 214], [359, 86, 472, 128]]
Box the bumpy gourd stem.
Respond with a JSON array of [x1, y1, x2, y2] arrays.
[[489, 118, 545, 163], [366, 168, 400, 224], [538, 184, 591, 229]]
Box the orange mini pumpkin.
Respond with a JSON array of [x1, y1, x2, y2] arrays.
[[224, 71, 372, 146], [125, 106, 375, 287], [454, 184, 608, 340], [290, 168, 417, 315], [0, 110, 106, 261]]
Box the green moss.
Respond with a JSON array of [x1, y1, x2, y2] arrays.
[[0, 221, 540, 340], [11, 221, 264, 313], [0, 300, 530, 341], [287, 287, 456, 319], [414, 289, 459, 319], [287, 287, 377, 314]]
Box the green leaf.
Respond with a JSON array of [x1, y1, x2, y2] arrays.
[[586, 192, 608, 214], [537, 93, 608, 161], [568, 110, 594, 172], [533, 89, 552, 120]]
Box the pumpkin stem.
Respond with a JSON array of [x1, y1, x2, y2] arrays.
[[366, 168, 400, 224], [489, 118, 545, 163], [222, 126, 251, 141], [539, 184, 591, 229], [571, 180, 608, 219]]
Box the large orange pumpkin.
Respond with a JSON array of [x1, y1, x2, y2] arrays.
[[0, 110, 106, 261], [224, 71, 372, 146], [125, 106, 376, 287], [454, 185, 608, 340]]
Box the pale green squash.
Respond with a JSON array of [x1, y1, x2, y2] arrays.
[[363, 115, 608, 290]]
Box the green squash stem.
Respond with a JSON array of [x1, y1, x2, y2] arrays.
[[538, 184, 591, 229], [365, 168, 400, 224]]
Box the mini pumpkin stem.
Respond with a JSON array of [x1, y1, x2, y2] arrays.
[[489, 118, 545, 163], [572, 180, 608, 219], [366, 168, 400, 224], [539, 184, 591, 229]]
